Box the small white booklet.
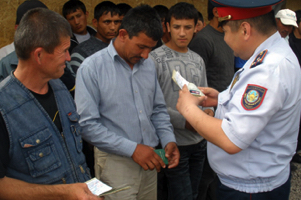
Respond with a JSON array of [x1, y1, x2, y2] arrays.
[[172, 70, 205, 97], [86, 177, 131, 196]]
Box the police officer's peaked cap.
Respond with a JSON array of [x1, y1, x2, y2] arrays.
[[209, 0, 284, 22]]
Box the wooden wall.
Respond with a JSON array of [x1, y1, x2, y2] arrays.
[[0, 0, 300, 48]]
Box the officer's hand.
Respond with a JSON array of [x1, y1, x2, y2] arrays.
[[177, 85, 206, 115], [132, 144, 165, 172], [198, 87, 219, 107]]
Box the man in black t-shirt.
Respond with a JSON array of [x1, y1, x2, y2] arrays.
[[289, 10, 301, 165]]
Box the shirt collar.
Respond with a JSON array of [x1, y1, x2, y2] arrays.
[[251, 31, 281, 59]]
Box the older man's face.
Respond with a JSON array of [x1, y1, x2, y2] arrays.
[[276, 18, 293, 38], [39, 37, 71, 80]]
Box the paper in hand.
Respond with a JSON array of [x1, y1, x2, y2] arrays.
[[172, 70, 205, 97], [86, 178, 130, 196]]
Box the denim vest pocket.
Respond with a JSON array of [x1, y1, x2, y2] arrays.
[[20, 127, 61, 178], [68, 111, 83, 153]]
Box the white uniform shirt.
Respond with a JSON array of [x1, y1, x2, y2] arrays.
[[208, 32, 301, 193]]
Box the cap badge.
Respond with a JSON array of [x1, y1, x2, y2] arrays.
[[218, 15, 232, 22]]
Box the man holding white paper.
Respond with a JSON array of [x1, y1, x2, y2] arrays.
[[0, 8, 102, 200]]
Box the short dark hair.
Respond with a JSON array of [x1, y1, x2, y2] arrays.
[[62, 0, 86, 18], [166, 2, 198, 25], [207, 0, 216, 21], [221, 10, 277, 35], [153, 5, 169, 21], [15, 0, 47, 25], [15, 8, 72, 60], [119, 4, 163, 41], [198, 11, 204, 22], [116, 3, 132, 17], [94, 1, 120, 20]]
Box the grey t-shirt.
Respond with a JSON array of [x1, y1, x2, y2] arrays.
[[150, 45, 212, 146]]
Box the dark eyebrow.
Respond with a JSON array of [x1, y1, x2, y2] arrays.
[[138, 44, 155, 49]]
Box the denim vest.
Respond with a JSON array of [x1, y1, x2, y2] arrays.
[[0, 75, 91, 184]]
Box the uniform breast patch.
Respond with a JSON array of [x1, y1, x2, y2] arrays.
[[250, 50, 268, 68], [241, 84, 267, 110]]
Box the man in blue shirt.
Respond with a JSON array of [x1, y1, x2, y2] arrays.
[[75, 5, 180, 200]]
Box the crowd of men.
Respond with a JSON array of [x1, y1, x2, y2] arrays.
[[0, 0, 300, 200]]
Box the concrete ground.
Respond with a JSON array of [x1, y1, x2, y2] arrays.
[[290, 162, 301, 200]]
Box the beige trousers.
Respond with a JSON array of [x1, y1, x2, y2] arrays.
[[94, 147, 157, 200]]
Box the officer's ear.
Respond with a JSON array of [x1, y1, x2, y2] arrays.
[[240, 22, 251, 40]]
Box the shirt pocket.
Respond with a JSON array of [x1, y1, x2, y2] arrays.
[[19, 127, 61, 178], [67, 111, 83, 153], [216, 91, 232, 118]]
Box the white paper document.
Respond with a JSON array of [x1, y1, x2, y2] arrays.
[[172, 70, 205, 97], [86, 178, 131, 196], [86, 178, 112, 196]]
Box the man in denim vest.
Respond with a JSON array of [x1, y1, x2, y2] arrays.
[[0, 8, 102, 200]]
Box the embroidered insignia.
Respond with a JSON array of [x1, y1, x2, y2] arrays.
[[230, 68, 244, 91], [250, 50, 268, 68], [241, 84, 267, 110]]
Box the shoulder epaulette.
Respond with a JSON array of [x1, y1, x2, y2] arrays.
[[250, 50, 268, 69]]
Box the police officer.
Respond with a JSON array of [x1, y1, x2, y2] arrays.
[[176, 0, 301, 199]]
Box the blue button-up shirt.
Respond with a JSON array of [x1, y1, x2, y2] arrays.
[[75, 40, 176, 157]]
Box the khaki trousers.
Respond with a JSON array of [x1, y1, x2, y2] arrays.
[[94, 147, 157, 200]]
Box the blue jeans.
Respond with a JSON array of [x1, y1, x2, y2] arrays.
[[216, 175, 291, 200], [165, 140, 207, 200], [197, 152, 217, 200]]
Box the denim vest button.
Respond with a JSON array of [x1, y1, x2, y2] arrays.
[[36, 139, 40, 144], [39, 152, 43, 157]]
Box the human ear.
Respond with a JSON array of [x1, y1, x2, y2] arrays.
[[33, 47, 44, 65], [118, 29, 128, 41], [92, 18, 98, 28], [213, 7, 219, 18], [166, 22, 171, 33], [240, 22, 251, 40]]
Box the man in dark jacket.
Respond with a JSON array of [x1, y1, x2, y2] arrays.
[[62, 0, 96, 53]]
